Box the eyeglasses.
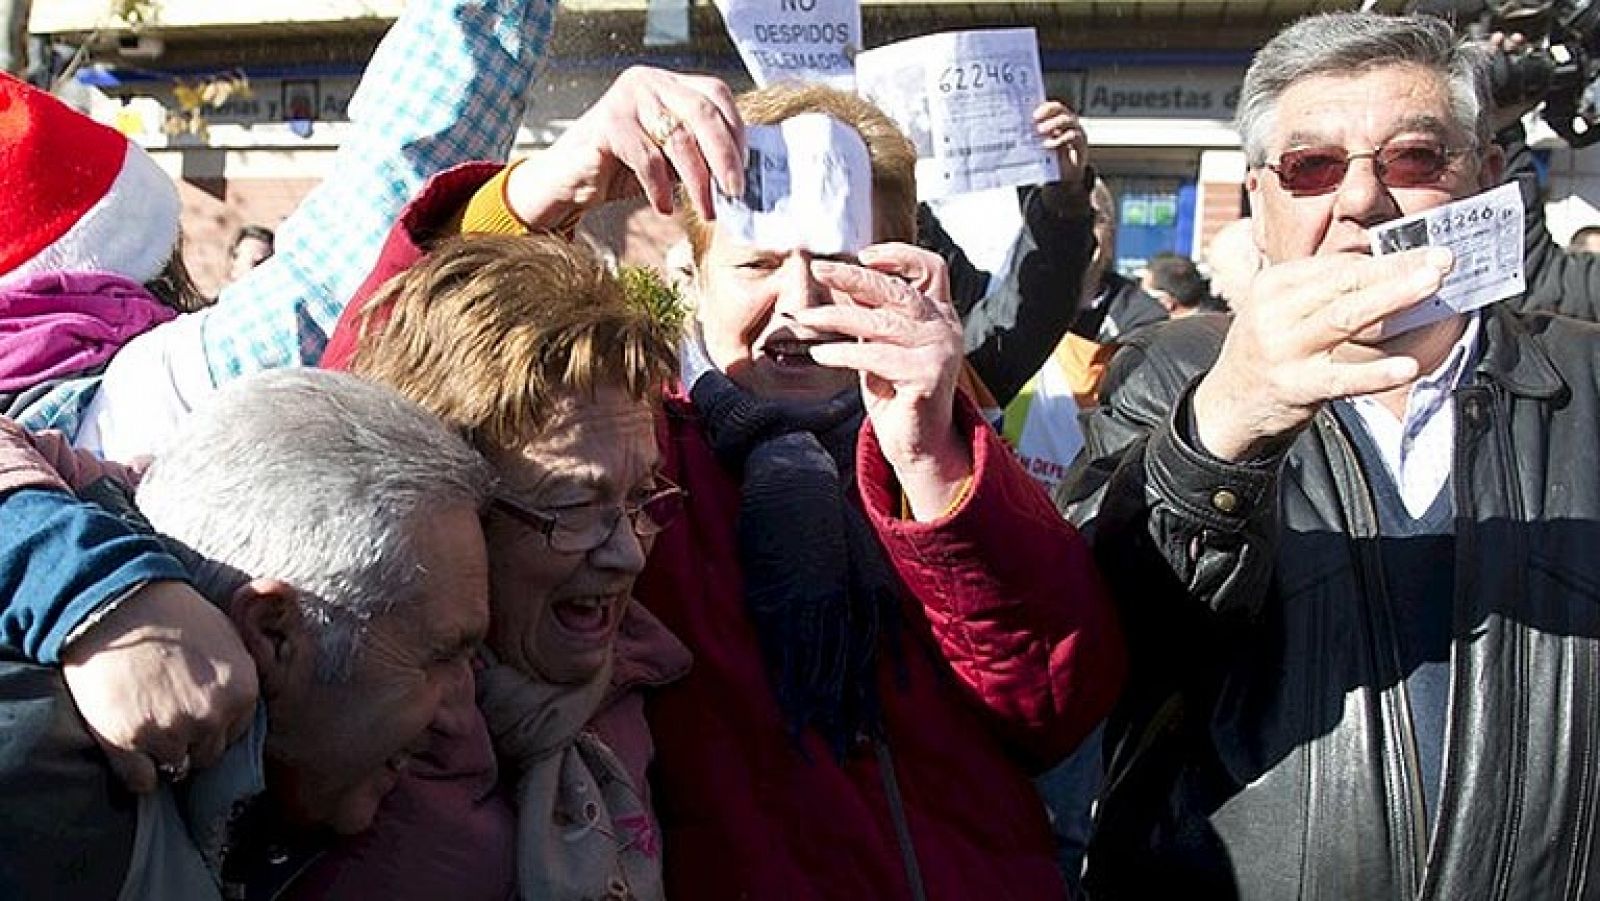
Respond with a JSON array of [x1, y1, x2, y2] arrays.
[[489, 478, 686, 554], [1264, 139, 1464, 196]]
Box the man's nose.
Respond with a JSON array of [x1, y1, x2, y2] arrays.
[[1332, 155, 1401, 225]]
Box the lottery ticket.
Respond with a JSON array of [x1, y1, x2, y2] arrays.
[[1368, 181, 1525, 337], [711, 113, 874, 256], [856, 28, 1057, 200]]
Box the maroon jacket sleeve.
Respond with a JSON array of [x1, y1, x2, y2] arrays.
[[319, 162, 506, 371], [856, 394, 1125, 766]]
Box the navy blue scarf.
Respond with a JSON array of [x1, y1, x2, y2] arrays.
[[690, 369, 900, 758]]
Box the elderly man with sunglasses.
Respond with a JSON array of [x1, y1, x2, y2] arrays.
[[1059, 12, 1600, 898]]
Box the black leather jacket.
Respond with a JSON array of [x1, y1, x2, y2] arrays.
[[1056, 306, 1600, 899]]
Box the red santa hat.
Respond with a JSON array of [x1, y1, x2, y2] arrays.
[[0, 72, 181, 286]]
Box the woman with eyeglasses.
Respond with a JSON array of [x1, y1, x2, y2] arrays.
[[300, 229, 693, 901]]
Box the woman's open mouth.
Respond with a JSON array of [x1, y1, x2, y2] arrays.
[[551, 593, 623, 639]]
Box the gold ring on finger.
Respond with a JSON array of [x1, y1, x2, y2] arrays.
[[156, 753, 191, 783], [644, 111, 682, 149]]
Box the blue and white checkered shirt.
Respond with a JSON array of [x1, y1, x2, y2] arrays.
[[52, 0, 555, 458]]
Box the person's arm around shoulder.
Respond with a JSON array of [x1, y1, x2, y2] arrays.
[[0, 441, 256, 794]]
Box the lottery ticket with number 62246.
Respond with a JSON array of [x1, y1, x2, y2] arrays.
[[1368, 181, 1524, 338]]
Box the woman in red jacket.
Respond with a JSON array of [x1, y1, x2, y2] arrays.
[[325, 73, 1124, 901]]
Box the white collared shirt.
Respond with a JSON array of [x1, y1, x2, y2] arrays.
[[1342, 314, 1482, 519]]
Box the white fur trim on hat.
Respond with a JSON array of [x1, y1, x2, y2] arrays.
[[2, 142, 181, 286]]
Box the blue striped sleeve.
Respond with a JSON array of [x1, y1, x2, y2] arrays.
[[199, 0, 556, 383], [0, 489, 189, 665]]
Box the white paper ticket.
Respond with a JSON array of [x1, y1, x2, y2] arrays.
[[711, 113, 874, 256], [715, 0, 860, 90], [1368, 181, 1525, 337], [856, 28, 1058, 201]]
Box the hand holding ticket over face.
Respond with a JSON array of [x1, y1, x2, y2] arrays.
[[1368, 181, 1526, 337], [712, 113, 875, 255]]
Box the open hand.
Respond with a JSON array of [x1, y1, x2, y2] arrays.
[[507, 66, 745, 226], [1190, 247, 1454, 461], [795, 244, 972, 519]]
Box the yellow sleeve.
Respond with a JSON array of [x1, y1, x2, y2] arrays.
[[898, 474, 975, 521], [457, 159, 531, 236]]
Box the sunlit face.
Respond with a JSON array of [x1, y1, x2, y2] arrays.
[[264, 503, 490, 835], [483, 384, 659, 685], [691, 227, 861, 404], [1246, 64, 1502, 264]]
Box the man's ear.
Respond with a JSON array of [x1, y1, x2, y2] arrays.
[[1479, 143, 1507, 191], [228, 579, 308, 692], [1243, 176, 1270, 254]]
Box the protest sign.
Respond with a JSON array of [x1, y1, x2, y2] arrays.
[[711, 113, 875, 255], [857, 28, 1057, 200], [715, 0, 860, 89]]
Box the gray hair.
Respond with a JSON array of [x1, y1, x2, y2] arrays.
[[136, 368, 492, 681], [1236, 12, 1492, 166]]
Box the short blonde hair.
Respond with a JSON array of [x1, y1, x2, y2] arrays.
[[349, 235, 678, 451], [679, 82, 918, 258]]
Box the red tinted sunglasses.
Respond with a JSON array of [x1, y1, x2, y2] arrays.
[[1265, 139, 1462, 195]]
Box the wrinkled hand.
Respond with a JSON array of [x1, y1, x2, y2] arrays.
[[62, 580, 259, 793], [1190, 248, 1454, 462], [506, 66, 745, 226], [1037, 101, 1087, 182], [796, 244, 972, 519], [1035, 100, 1091, 212]]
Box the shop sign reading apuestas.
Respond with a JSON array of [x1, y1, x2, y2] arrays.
[[1073, 69, 1245, 119]]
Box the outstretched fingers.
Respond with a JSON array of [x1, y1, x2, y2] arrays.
[[1313, 247, 1453, 344]]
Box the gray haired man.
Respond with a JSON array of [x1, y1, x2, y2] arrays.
[[0, 368, 491, 899], [1062, 12, 1600, 898]]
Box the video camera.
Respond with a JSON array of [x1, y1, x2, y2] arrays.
[[1411, 0, 1600, 146]]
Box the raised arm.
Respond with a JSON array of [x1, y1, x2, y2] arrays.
[[921, 101, 1097, 406], [78, 0, 557, 458], [320, 66, 745, 369]]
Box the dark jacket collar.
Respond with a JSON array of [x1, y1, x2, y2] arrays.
[[1476, 303, 1565, 400]]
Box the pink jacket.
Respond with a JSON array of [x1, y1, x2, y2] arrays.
[[0, 417, 136, 495], [0, 272, 175, 393]]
